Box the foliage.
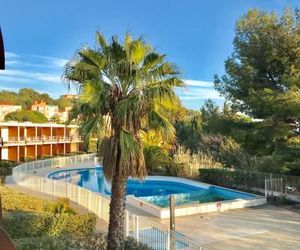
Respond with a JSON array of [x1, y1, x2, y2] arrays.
[[14, 235, 76, 250], [3, 212, 96, 239], [64, 31, 183, 248], [143, 145, 172, 174], [214, 8, 300, 120], [124, 237, 152, 250], [200, 100, 253, 144], [0, 88, 73, 110], [0, 161, 16, 183], [198, 168, 300, 193], [175, 111, 202, 152], [198, 168, 269, 190], [4, 110, 48, 123], [170, 146, 219, 177], [0, 88, 56, 109], [49, 114, 62, 124], [14, 235, 151, 250], [55, 96, 73, 111], [209, 8, 300, 175], [140, 130, 173, 173], [46, 198, 76, 215], [0, 160, 16, 169], [1, 186, 51, 213]]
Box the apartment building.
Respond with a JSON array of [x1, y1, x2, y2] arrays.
[[31, 100, 59, 119], [0, 122, 83, 161], [0, 103, 22, 121]]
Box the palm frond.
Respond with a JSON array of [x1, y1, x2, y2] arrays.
[[79, 48, 106, 69], [96, 31, 108, 50], [119, 129, 146, 178], [148, 109, 176, 142]]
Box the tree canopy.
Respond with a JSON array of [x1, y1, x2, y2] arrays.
[[4, 110, 48, 123], [0, 88, 73, 110], [214, 8, 300, 123]]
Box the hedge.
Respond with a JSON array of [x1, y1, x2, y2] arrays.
[[3, 212, 96, 239], [14, 235, 151, 250], [198, 168, 270, 191]]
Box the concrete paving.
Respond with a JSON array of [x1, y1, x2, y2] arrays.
[[159, 204, 300, 250]]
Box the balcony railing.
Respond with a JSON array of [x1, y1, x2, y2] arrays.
[[2, 136, 82, 146]]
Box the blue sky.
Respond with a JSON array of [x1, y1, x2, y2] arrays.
[[0, 0, 298, 110]]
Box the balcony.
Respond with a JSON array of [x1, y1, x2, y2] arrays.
[[1, 136, 82, 146]]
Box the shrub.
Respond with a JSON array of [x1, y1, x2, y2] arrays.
[[0, 160, 16, 169], [14, 236, 75, 250], [3, 213, 52, 238], [4, 110, 48, 123], [170, 146, 220, 177], [3, 212, 96, 239], [198, 168, 271, 190], [125, 237, 152, 250], [1, 186, 51, 213], [46, 198, 76, 215], [13, 235, 151, 250]]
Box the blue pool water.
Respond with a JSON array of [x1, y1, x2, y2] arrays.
[[48, 167, 254, 208]]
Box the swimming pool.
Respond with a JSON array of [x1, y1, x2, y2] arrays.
[[48, 167, 255, 208]]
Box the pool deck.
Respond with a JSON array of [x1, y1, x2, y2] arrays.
[[7, 162, 300, 249], [160, 204, 300, 250]]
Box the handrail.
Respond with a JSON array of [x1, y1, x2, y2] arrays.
[[4, 136, 83, 145], [12, 153, 205, 250]]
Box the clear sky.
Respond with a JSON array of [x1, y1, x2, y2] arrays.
[[0, 0, 298, 110]]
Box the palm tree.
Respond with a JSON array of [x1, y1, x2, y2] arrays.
[[64, 32, 183, 249]]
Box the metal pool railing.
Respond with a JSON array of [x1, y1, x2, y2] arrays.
[[126, 213, 205, 250], [12, 153, 205, 250]]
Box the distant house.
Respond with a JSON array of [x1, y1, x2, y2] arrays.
[[0, 102, 22, 121], [60, 94, 79, 99], [31, 100, 59, 119], [59, 106, 72, 122]]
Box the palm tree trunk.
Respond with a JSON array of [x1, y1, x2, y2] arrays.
[[107, 166, 127, 250]]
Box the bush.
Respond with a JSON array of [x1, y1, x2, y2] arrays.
[[1, 186, 51, 213], [3, 212, 96, 239], [169, 146, 220, 177], [14, 236, 75, 250], [14, 235, 151, 250], [198, 168, 271, 191], [125, 237, 152, 250], [4, 110, 48, 123], [46, 198, 76, 215], [0, 160, 16, 169]]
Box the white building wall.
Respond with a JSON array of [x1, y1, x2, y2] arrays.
[[0, 105, 22, 121], [1, 127, 9, 141], [1, 147, 8, 160]]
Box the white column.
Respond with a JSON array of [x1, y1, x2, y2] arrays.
[[24, 127, 27, 159], [1, 148, 8, 160], [1, 127, 9, 142], [35, 126, 38, 140], [17, 126, 20, 141], [17, 146, 20, 162]]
